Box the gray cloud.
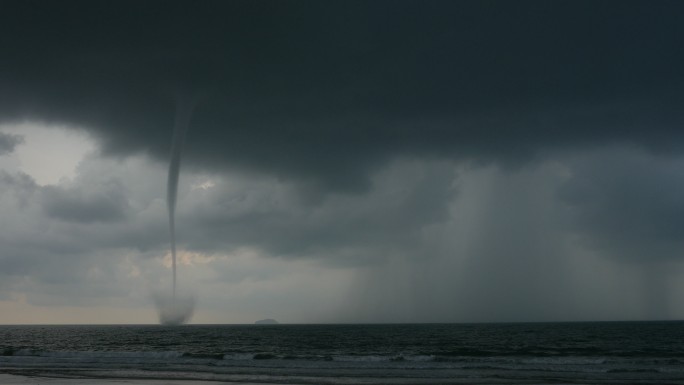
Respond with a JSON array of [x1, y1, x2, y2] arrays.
[[41, 179, 131, 223], [559, 147, 684, 263], [0, 153, 460, 316], [3, 143, 684, 321], [343, 164, 575, 322], [0, 132, 23, 156], [343, 159, 684, 322], [175, 159, 457, 264], [0, 165, 151, 307]]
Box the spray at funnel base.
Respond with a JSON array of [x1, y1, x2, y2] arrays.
[[156, 94, 197, 325], [155, 291, 195, 326]]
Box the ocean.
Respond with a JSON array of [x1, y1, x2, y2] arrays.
[[2, 322, 684, 384]]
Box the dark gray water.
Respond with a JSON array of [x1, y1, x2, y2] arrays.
[[2, 322, 684, 384]]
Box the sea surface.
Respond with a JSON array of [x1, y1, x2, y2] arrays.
[[2, 322, 684, 384]]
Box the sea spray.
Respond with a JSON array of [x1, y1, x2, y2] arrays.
[[157, 94, 197, 325], [154, 291, 195, 326]]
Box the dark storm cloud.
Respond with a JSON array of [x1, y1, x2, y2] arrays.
[[0, 170, 38, 208], [0, 132, 23, 156], [1, 0, 683, 192], [41, 179, 131, 223], [560, 147, 684, 262], [178, 160, 457, 262]]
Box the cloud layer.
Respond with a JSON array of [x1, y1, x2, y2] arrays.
[[2, 1, 684, 322]]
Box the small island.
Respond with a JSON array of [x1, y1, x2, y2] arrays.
[[255, 318, 279, 325]]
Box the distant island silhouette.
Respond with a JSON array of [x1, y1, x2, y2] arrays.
[[255, 318, 279, 325]]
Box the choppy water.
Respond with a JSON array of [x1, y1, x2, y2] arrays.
[[2, 322, 684, 384]]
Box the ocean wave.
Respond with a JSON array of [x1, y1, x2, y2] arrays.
[[9, 349, 185, 359], [520, 356, 607, 365], [221, 353, 255, 360], [332, 355, 394, 362], [2, 347, 682, 379], [3, 348, 680, 369], [607, 368, 661, 373]]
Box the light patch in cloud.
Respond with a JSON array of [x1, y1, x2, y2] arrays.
[[0, 122, 96, 185], [161, 250, 217, 269], [191, 179, 216, 190]]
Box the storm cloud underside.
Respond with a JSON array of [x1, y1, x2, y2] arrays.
[[1, 1, 683, 188]]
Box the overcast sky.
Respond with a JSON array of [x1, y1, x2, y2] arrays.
[[1, 0, 684, 324]]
